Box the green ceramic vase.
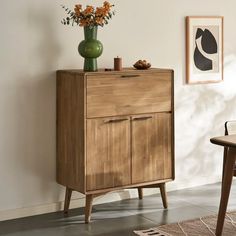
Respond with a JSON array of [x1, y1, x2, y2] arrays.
[[78, 26, 103, 72]]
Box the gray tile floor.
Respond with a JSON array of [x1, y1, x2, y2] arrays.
[[1, 181, 236, 236]]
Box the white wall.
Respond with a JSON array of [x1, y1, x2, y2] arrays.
[[0, 0, 236, 220]]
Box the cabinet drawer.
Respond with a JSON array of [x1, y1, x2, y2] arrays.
[[86, 72, 172, 118]]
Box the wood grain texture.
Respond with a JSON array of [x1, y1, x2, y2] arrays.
[[86, 179, 172, 194], [57, 68, 172, 76], [86, 117, 131, 191], [64, 187, 73, 214], [131, 113, 172, 184], [86, 72, 172, 118], [159, 183, 168, 209], [56, 71, 85, 193], [85, 195, 93, 223]]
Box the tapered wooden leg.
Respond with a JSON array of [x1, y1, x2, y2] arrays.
[[216, 148, 236, 236], [64, 187, 72, 215], [159, 183, 168, 209], [222, 147, 228, 182], [85, 194, 93, 223], [138, 187, 143, 199]]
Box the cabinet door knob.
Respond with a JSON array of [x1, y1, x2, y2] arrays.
[[103, 118, 129, 123], [121, 75, 140, 78], [132, 116, 153, 121]]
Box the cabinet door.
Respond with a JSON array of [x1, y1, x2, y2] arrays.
[[131, 113, 172, 184], [86, 117, 131, 191]]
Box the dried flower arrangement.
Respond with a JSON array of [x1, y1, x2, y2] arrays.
[[61, 1, 115, 27]]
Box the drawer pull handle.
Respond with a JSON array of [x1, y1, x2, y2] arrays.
[[121, 75, 140, 78], [132, 116, 153, 121], [104, 118, 129, 123]]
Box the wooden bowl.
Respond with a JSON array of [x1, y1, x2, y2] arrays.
[[133, 60, 151, 70]]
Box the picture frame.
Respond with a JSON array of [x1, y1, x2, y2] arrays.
[[186, 16, 224, 84]]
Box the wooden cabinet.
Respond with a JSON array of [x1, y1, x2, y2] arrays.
[[56, 68, 174, 223]]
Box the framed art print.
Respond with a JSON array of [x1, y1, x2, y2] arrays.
[[186, 16, 224, 84]]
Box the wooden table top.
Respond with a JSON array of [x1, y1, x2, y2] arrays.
[[210, 134, 236, 148]]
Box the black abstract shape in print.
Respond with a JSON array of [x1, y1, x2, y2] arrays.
[[201, 29, 218, 54], [194, 28, 218, 71], [194, 42, 212, 71], [196, 28, 204, 39]]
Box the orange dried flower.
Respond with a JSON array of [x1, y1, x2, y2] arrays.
[[103, 1, 111, 10], [95, 17, 104, 25], [74, 4, 82, 16], [79, 19, 87, 27], [83, 5, 94, 15], [95, 7, 106, 17]]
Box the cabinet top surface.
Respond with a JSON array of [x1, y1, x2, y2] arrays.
[[57, 68, 173, 75]]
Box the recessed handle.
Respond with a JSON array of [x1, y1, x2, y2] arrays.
[[132, 116, 153, 121], [104, 118, 129, 123], [121, 75, 140, 78]]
